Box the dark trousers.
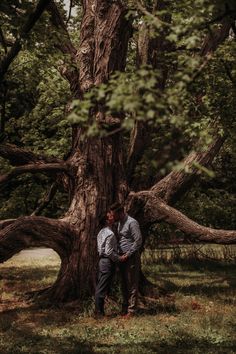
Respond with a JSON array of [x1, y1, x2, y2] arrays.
[[119, 252, 140, 314], [95, 257, 115, 315]]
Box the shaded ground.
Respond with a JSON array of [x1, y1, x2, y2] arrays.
[[0, 248, 235, 353]]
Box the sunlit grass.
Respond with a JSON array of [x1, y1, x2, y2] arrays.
[[0, 248, 235, 353]]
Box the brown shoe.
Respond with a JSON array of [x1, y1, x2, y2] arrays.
[[120, 312, 135, 319]]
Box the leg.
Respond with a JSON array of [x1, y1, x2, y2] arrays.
[[95, 258, 114, 315], [119, 261, 129, 314], [126, 252, 140, 314]]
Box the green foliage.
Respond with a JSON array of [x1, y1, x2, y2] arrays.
[[68, 0, 236, 150], [0, 1, 74, 218]]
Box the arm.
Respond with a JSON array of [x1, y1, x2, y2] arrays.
[[126, 220, 142, 257], [105, 234, 119, 262]]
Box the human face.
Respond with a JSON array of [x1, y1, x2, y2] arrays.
[[110, 210, 120, 222], [106, 211, 115, 225]]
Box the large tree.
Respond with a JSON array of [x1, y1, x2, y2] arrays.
[[0, 0, 236, 302]]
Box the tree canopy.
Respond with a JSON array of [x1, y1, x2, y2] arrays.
[[0, 0, 236, 302]]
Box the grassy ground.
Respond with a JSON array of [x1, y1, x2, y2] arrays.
[[0, 249, 235, 354]]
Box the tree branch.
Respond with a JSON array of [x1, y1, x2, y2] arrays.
[[0, 143, 63, 166], [127, 0, 171, 185], [200, 17, 235, 57], [31, 181, 58, 216], [128, 5, 235, 188], [0, 0, 50, 82], [0, 216, 74, 263], [0, 163, 69, 186], [0, 26, 8, 54], [150, 135, 226, 204], [46, 0, 81, 96], [66, 0, 73, 25], [0, 219, 16, 230], [150, 15, 235, 203], [128, 192, 236, 244], [93, 0, 132, 86]]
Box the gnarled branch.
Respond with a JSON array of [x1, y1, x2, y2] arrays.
[[0, 216, 73, 263], [0, 143, 63, 166], [0, 216, 83, 302], [0, 219, 16, 230], [128, 192, 236, 244], [150, 135, 226, 204], [0, 162, 69, 186]]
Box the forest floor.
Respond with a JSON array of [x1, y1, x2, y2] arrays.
[[0, 248, 235, 354]]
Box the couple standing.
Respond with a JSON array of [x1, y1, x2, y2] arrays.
[[95, 202, 142, 318]]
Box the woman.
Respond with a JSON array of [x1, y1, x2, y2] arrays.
[[95, 211, 120, 318]]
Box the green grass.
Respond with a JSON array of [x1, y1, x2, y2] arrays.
[[0, 249, 235, 354]]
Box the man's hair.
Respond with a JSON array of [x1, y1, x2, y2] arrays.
[[109, 202, 124, 213]]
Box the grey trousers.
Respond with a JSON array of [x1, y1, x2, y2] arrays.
[[95, 257, 115, 315], [119, 252, 140, 314]]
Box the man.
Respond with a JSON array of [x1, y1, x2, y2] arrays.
[[110, 202, 142, 317], [95, 211, 120, 318]]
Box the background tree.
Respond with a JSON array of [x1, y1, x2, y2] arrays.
[[0, 0, 236, 303]]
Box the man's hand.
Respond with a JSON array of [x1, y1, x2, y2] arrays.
[[119, 254, 128, 262]]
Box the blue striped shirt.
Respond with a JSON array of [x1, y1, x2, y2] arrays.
[[117, 214, 142, 257], [97, 226, 119, 262]]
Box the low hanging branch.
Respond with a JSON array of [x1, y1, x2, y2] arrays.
[[128, 192, 236, 244], [0, 216, 85, 302], [0, 162, 69, 186], [0, 143, 63, 166], [0, 216, 73, 263], [150, 135, 226, 204]]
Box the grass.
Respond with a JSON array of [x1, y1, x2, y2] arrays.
[[0, 248, 235, 354]]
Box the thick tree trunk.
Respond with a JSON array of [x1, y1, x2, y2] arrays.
[[59, 133, 128, 299], [0, 0, 131, 304], [35, 0, 131, 302]]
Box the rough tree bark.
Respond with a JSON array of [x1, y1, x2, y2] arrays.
[[0, 0, 236, 304]]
